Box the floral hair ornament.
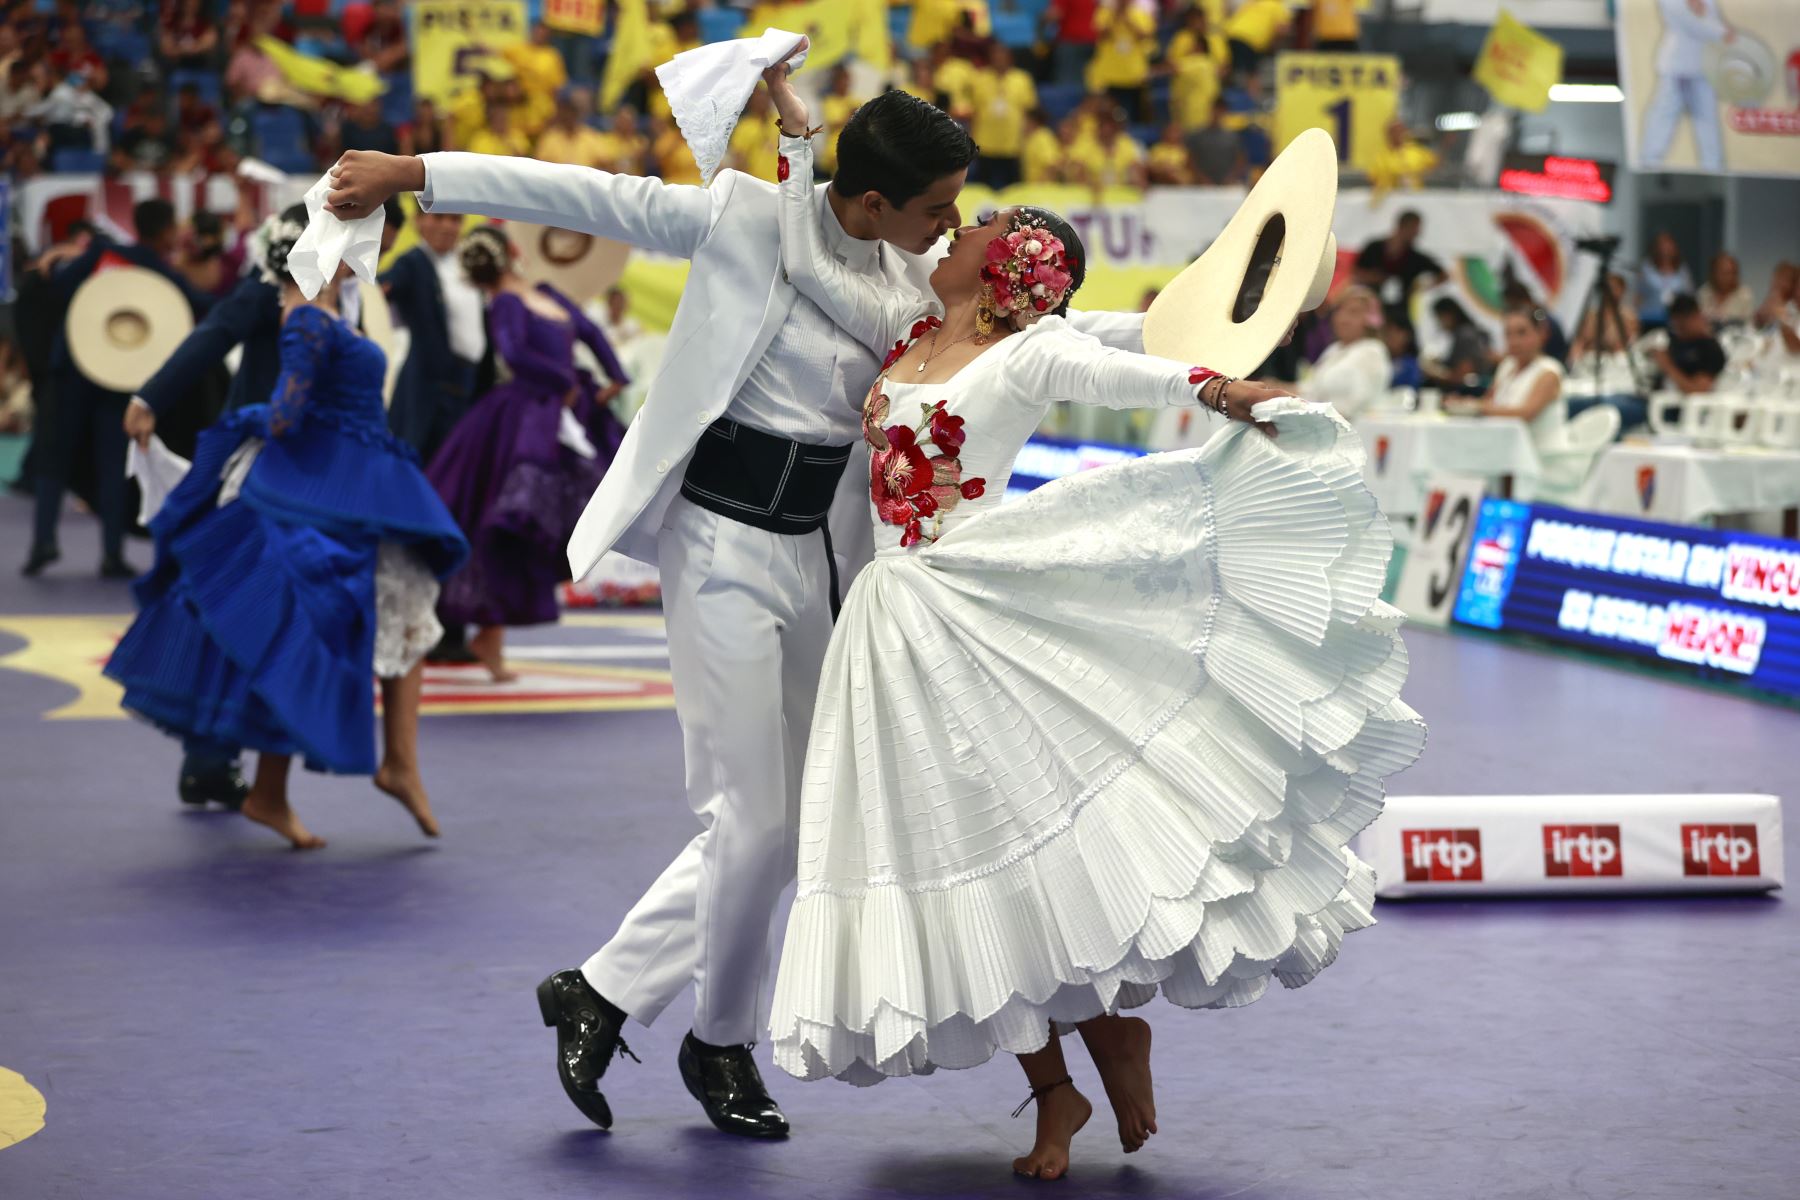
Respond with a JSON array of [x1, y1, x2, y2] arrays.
[[979, 217, 1077, 331], [247, 211, 309, 286]]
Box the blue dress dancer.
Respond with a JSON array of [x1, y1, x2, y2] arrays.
[[105, 262, 468, 850]]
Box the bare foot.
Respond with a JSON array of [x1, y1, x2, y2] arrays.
[[470, 628, 517, 684], [374, 763, 440, 837], [1084, 1016, 1157, 1153], [1012, 1082, 1092, 1181], [241, 789, 326, 850]]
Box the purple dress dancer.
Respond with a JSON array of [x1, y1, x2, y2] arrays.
[[427, 283, 628, 630]]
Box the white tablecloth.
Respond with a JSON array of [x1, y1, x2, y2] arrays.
[[1581, 443, 1800, 525], [1354, 415, 1543, 517]]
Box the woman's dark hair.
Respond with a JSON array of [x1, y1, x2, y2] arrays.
[[1432, 296, 1473, 326], [458, 224, 512, 288], [832, 89, 978, 209], [263, 202, 310, 283], [1010, 206, 1086, 318], [1503, 302, 1547, 328]]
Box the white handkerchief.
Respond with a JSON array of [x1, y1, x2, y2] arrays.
[[558, 407, 598, 460], [289, 170, 386, 300], [125, 435, 192, 525], [655, 27, 809, 185]]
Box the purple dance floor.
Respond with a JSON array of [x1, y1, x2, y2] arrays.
[[2, 495, 1796, 1199]]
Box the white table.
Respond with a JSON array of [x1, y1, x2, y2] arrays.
[[1581, 443, 1800, 533], [1353, 415, 1543, 518]]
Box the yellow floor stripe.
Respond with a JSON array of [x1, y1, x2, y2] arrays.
[[0, 1067, 46, 1151]]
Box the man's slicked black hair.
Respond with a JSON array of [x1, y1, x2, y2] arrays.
[[832, 89, 977, 209], [134, 198, 177, 246]]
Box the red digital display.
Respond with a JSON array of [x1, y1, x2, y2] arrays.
[[1497, 155, 1614, 203]]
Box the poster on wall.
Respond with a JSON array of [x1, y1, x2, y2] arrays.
[[412, 0, 528, 106], [1271, 53, 1402, 174], [1615, 0, 1800, 178]]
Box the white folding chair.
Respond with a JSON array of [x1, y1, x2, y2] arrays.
[[1537, 404, 1622, 505]]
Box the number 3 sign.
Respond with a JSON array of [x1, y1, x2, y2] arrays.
[[1271, 52, 1401, 174], [1393, 473, 1489, 627]]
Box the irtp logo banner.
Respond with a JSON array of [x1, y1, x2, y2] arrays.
[[1402, 828, 1483, 882], [1542, 824, 1622, 877], [1681, 824, 1761, 877]]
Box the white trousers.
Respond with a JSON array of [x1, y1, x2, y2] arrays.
[[581, 497, 836, 1046], [1641, 74, 1723, 172]]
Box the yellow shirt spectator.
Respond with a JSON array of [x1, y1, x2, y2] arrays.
[[967, 65, 1038, 158], [1147, 139, 1193, 184], [1224, 0, 1291, 52], [1022, 124, 1065, 183], [653, 123, 703, 185], [502, 41, 567, 135], [1167, 26, 1229, 130], [1087, 5, 1157, 90], [467, 125, 534, 157], [819, 91, 862, 175], [591, 128, 650, 175], [908, 0, 990, 51], [537, 123, 611, 168], [935, 55, 979, 118], [1067, 129, 1144, 188], [730, 111, 781, 183]]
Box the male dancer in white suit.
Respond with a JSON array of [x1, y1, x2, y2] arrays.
[[325, 89, 1147, 1138]]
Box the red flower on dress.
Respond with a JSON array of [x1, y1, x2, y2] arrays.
[[863, 389, 891, 451], [777, 155, 790, 182], [960, 478, 986, 500], [929, 408, 967, 451], [870, 423, 932, 525]]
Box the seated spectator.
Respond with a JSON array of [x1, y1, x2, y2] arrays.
[[333, 98, 400, 157], [728, 90, 779, 183], [174, 83, 218, 134], [1753, 263, 1800, 382], [1637, 230, 1692, 330], [1309, 286, 1391, 419], [816, 65, 861, 176], [1650, 294, 1726, 394], [30, 68, 112, 154], [593, 106, 649, 176], [113, 101, 176, 172], [1067, 108, 1144, 190], [1222, 71, 1272, 169], [1423, 296, 1492, 393], [1166, 5, 1228, 132], [1044, 0, 1102, 88], [352, 0, 410, 75], [900, 57, 937, 106], [502, 22, 566, 137], [1021, 108, 1066, 184], [1185, 96, 1246, 184], [1382, 321, 1424, 390], [1354, 209, 1445, 324], [160, 0, 218, 73], [1697, 252, 1755, 328], [1367, 119, 1438, 196], [1223, 0, 1292, 77], [1311, 0, 1362, 50], [909, 0, 991, 54], [537, 88, 607, 168], [968, 44, 1036, 188], [1478, 305, 1567, 449], [931, 42, 978, 119], [400, 98, 449, 156], [1503, 280, 1567, 363], [1146, 123, 1195, 185], [596, 286, 643, 350], [1088, 0, 1156, 122], [1, 59, 46, 126], [49, 20, 108, 95], [650, 113, 702, 185], [466, 99, 531, 157]]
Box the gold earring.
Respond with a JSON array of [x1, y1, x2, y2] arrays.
[[975, 285, 996, 341]]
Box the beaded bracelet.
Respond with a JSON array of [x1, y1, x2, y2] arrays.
[[775, 119, 825, 139]]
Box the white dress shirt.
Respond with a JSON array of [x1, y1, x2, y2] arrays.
[[1308, 337, 1392, 420], [422, 244, 488, 364], [723, 187, 883, 446]]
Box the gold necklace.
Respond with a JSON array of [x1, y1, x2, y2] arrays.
[[916, 321, 985, 375]]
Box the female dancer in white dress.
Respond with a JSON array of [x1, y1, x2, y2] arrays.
[[762, 69, 1424, 1179]]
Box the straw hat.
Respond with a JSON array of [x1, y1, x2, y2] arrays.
[[512, 222, 631, 306], [1143, 127, 1340, 377], [1704, 33, 1775, 108], [64, 267, 195, 394]]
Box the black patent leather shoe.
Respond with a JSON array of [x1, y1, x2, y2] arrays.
[[178, 758, 249, 810], [537, 970, 635, 1130], [677, 1034, 790, 1139], [99, 556, 139, 580]]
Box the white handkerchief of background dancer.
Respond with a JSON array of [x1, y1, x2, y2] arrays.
[[289, 170, 386, 300], [558, 407, 598, 460], [126, 435, 191, 525], [655, 27, 809, 185]]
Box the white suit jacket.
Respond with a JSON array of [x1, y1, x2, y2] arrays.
[[417, 152, 1146, 577]]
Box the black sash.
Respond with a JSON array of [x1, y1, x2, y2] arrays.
[[680, 418, 854, 618]]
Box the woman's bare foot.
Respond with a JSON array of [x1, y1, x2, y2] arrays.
[[374, 763, 440, 837], [470, 626, 517, 684], [1012, 1081, 1092, 1181], [240, 789, 326, 850], [1081, 1016, 1157, 1153]]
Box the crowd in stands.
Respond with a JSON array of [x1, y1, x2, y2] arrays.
[[0, 0, 1395, 192]]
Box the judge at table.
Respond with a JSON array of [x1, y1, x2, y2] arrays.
[[1307, 285, 1390, 420], [1475, 304, 1566, 451]]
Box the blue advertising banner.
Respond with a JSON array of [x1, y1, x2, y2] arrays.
[[1008, 434, 1147, 498], [1453, 499, 1800, 699]]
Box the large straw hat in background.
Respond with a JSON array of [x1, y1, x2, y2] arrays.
[[511, 222, 631, 306], [1144, 127, 1340, 378], [64, 267, 196, 394]]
